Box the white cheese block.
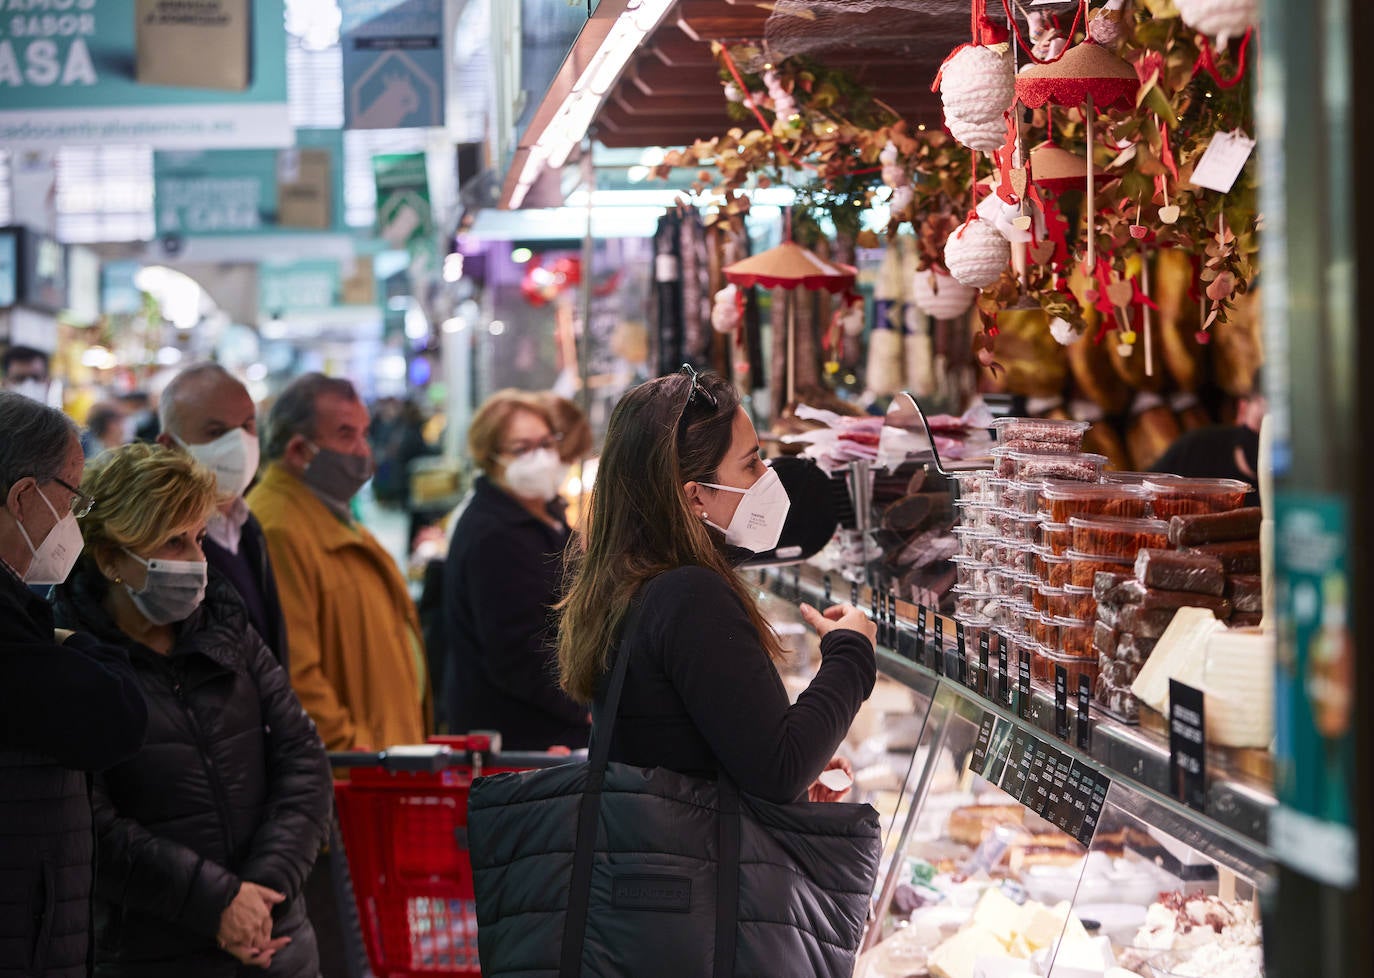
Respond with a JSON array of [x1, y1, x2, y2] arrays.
[[930, 924, 1005, 978], [971, 887, 1024, 949], [1131, 607, 1225, 714], [1202, 629, 1275, 747]]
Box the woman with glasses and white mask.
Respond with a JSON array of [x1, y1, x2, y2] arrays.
[[50, 443, 331, 978], [441, 390, 590, 750]]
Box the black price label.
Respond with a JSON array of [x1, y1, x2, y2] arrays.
[[1049, 754, 1081, 834], [999, 730, 1034, 800], [955, 622, 967, 687], [1018, 655, 1031, 719], [1075, 769, 1113, 847], [1076, 674, 1092, 751], [978, 630, 991, 698], [1020, 741, 1053, 816], [888, 587, 899, 646], [970, 712, 998, 775], [823, 574, 833, 605], [1055, 762, 1091, 838], [1169, 680, 1207, 812], [996, 633, 1009, 706], [851, 580, 860, 606], [791, 565, 801, 601], [915, 605, 928, 663], [1054, 665, 1069, 739]]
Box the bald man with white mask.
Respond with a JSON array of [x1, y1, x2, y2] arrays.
[[157, 363, 289, 668]]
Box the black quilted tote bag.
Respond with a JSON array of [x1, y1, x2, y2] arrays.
[[468, 603, 881, 978]]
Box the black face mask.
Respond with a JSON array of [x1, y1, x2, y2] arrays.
[[304, 443, 375, 508]]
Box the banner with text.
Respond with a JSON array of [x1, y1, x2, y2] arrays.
[[0, 0, 290, 149], [340, 0, 444, 130], [154, 129, 346, 236]]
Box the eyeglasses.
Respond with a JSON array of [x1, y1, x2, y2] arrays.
[[678, 363, 719, 411], [500, 433, 563, 458], [52, 476, 96, 519]]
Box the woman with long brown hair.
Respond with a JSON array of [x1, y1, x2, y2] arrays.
[[558, 367, 876, 804]]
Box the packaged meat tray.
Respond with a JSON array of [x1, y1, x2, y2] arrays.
[[1099, 579, 1234, 618], [954, 526, 996, 560], [1225, 574, 1263, 614], [1063, 585, 1097, 620], [992, 540, 1036, 574], [1145, 478, 1250, 518], [1134, 548, 1227, 596], [952, 556, 992, 591], [951, 469, 997, 503], [1185, 539, 1262, 574], [1038, 481, 1153, 523], [1004, 450, 1108, 483], [1069, 515, 1171, 559], [953, 498, 996, 532], [1001, 480, 1046, 513], [1032, 548, 1073, 588], [1040, 521, 1074, 557], [1167, 507, 1263, 547], [1067, 550, 1135, 589], [1033, 647, 1101, 687], [990, 417, 1091, 450], [994, 509, 1041, 542]]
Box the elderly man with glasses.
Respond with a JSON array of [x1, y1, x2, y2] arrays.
[[0, 391, 148, 978]]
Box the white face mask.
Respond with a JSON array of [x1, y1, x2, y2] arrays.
[[14, 486, 84, 586], [701, 464, 792, 554], [10, 379, 50, 404], [503, 448, 568, 502], [178, 428, 260, 499], [123, 550, 208, 625]]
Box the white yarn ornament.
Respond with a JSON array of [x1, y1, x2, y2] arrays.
[[939, 44, 1015, 153], [911, 267, 977, 320], [1050, 317, 1083, 346], [1174, 0, 1256, 47], [943, 217, 1011, 289], [710, 285, 742, 334]]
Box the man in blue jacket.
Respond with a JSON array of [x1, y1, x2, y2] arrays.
[[0, 391, 148, 978]]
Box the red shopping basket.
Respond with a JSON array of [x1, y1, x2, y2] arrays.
[[330, 734, 573, 977]]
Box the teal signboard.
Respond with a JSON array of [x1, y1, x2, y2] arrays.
[[154, 129, 346, 236], [259, 259, 343, 315], [1271, 493, 1358, 889], [341, 0, 444, 130], [0, 0, 289, 149], [373, 152, 436, 272]]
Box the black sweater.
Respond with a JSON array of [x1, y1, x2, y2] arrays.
[[594, 566, 876, 805]]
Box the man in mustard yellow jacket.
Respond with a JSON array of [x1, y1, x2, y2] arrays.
[[247, 373, 430, 751]]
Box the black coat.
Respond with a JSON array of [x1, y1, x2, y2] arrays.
[[0, 569, 148, 978], [51, 569, 332, 978], [203, 510, 290, 671], [441, 477, 589, 750]]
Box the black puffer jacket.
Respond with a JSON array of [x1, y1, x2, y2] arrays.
[[0, 570, 147, 978], [51, 569, 332, 978]]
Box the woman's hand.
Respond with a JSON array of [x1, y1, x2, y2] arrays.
[[223, 936, 292, 969], [217, 881, 284, 951], [807, 755, 854, 803], [800, 602, 877, 645]]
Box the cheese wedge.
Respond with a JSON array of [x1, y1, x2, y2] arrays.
[[1131, 607, 1225, 713]]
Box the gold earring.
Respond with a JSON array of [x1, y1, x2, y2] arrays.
[[113, 576, 122, 584]]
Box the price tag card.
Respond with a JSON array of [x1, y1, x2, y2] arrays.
[[1169, 680, 1207, 812], [888, 586, 899, 644], [1018, 655, 1032, 719], [982, 718, 1015, 784], [1041, 746, 1071, 824], [1075, 769, 1113, 847], [969, 712, 998, 775], [996, 634, 1009, 706], [1053, 760, 1089, 837], [978, 630, 991, 698], [823, 574, 833, 606], [1076, 674, 1092, 750], [998, 729, 1035, 800], [1054, 665, 1070, 739], [955, 622, 968, 687], [1019, 740, 1055, 818], [1190, 130, 1257, 194], [916, 605, 928, 664]]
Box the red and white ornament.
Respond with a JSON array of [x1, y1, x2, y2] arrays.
[[1174, 0, 1256, 47], [912, 267, 978, 319], [943, 216, 1011, 289], [938, 44, 1015, 153]]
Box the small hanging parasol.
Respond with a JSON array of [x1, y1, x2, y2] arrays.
[[1029, 142, 1112, 195], [723, 241, 856, 293], [1015, 41, 1140, 271], [724, 241, 857, 407]]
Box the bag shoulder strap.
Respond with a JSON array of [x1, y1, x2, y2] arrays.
[[560, 595, 649, 977]]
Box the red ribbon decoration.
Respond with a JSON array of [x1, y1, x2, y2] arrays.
[[1193, 28, 1253, 90]]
